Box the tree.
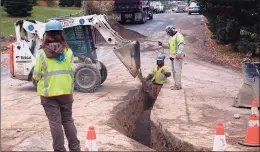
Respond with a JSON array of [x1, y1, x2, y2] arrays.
[[1, 0, 4, 6], [197, 0, 260, 56], [4, 0, 34, 17], [82, 0, 88, 15], [66, 0, 74, 7], [74, 0, 82, 7], [33, 0, 37, 5], [59, 0, 66, 6], [45, 0, 57, 7]]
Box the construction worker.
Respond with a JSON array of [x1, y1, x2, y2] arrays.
[[145, 55, 171, 100], [158, 25, 185, 90], [32, 20, 80, 152]]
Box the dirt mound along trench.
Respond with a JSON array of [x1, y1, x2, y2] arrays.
[[107, 78, 198, 151]]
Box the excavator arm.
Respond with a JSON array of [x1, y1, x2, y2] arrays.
[[15, 14, 141, 78], [74, 14, 141, 78]]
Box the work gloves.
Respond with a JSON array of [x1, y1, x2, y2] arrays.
[[169, 54, 175, 60], [161, 70, 171, 77]]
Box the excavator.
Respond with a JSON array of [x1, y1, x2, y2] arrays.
[[9, 14, 141, 93]]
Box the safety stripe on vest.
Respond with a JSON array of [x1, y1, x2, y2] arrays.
[[34, 70, 74, 78], [39, 51, 48, 95], [33, 71, 42, 79], [39, 51, 74, 95]]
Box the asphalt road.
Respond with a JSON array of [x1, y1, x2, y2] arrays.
[[124, 12, 203, 37], [1, 66, 9, 81]]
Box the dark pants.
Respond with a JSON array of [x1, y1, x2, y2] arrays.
[[147, 81, 163, 100], [41, 94, 81, 152], [144, 81, 163, 110]]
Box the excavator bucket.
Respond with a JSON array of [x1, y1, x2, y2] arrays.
[[233, 61, 260, 108], [113, 41, 141, 78]]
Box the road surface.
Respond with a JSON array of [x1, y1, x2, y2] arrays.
[[1, 12, 252, 151]]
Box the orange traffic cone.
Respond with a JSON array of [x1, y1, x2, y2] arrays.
[[251, 99, 259, 116], [85, 126, 98, 151], [213, 122, 227, 151], [239, 114, 260, 147]]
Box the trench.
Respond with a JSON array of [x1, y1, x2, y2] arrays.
[[107, 81, 194, 151]]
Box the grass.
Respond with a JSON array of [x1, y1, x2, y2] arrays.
[[1, 6, 82, 37]]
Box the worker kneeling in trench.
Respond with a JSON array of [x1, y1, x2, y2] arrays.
[[142, 55, 171, 109]]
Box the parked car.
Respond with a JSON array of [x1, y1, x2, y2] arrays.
[[150, 1, 165, 14], [188, 2, 201, 15], [175, 1, 188, 13]]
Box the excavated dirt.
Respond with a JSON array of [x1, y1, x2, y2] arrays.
[[107, 87, 199, 151], [107, 78, 176, 151]]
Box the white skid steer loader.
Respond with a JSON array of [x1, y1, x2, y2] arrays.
[[9, 14, 141, 93]]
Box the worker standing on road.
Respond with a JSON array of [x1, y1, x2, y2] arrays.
[[158, 25, 185, 90], [32, 20, 81, 152], [145, 55, 171, 100]]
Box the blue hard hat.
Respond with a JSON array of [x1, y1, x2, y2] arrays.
[[45, 20, 63, 31], [165, 25, 175, 33], [157, 55, 165, 61]]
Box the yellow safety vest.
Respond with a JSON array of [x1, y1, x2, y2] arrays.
[[151, 65, 169, 84], [169, 32, 185, 55], [32, 48, 74, 97]]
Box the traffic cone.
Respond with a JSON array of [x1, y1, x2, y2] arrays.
[[85, 126, 98, 151], [239, 114, 260, 147], [251, 99, 259, 116], [213, 122, 227, 151]]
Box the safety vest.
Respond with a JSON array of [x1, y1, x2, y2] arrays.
[[169, 32, 185, 55], [151, 65, 169, 84], [32, 48, 74, 97]]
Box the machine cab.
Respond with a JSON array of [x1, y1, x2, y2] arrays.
[[54, 17, 98, 62]]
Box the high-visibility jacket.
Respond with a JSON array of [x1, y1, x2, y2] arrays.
[[151, 65, 169, 84], [168, 32, 185, 55], [32, 48, 74, 97]]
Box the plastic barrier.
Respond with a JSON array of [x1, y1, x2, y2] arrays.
[[234, 61, 260, 108]]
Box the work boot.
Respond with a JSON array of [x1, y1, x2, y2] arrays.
[[170, 85, 182, 90]]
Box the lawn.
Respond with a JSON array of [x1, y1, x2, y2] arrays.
[[1, 6, 82, 37]]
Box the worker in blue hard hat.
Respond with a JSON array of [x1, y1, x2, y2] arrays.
[[145, 55, 171, 100], [33, 20, 81, 152], [158, 25, 185, 90]]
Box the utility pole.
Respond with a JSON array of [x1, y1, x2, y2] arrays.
[[0, 0, 3, 39], [82, 0, 88, 15]]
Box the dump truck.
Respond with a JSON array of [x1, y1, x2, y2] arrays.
[[113, 0, 153, 24], [9, 14, 141, 93]]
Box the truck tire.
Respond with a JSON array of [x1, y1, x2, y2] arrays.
[[140, 12, 146, 24], [74, 63, 101, 93], [150, 13, 153, 20], [99, 61, 107, 84]]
